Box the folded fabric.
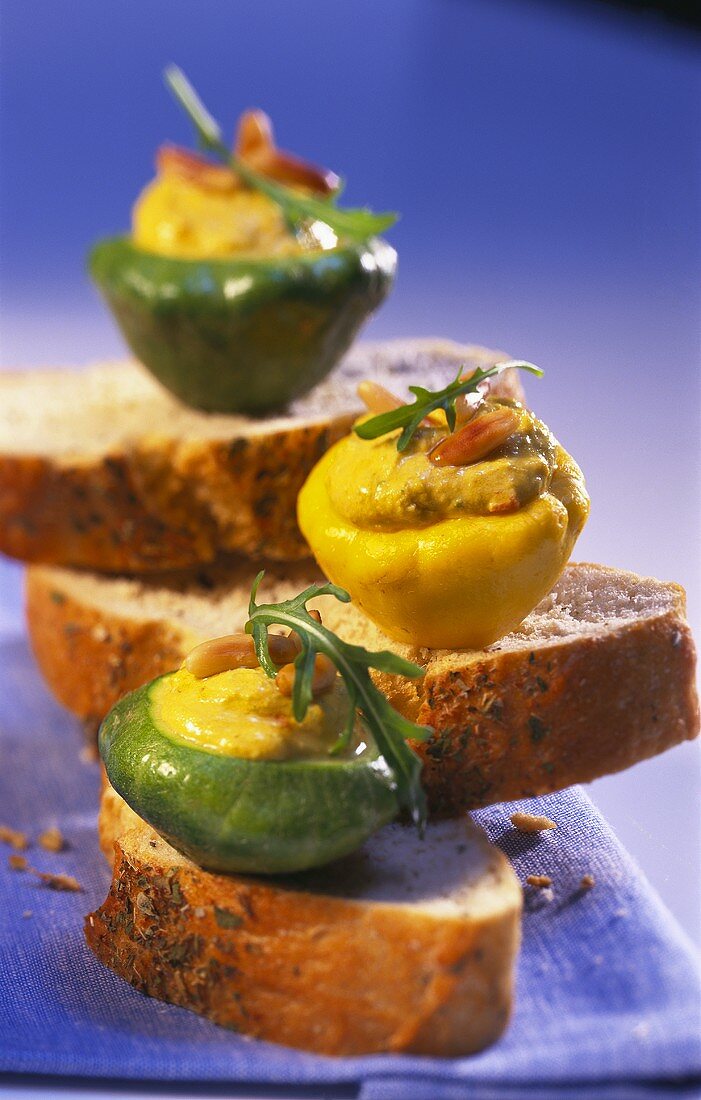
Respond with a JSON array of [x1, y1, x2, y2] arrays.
[[0, 561, 699, 1097]]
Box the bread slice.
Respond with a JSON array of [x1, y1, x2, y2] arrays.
[[26, 557, 324, 730], [87, 783, 521, 1056], [27, 560, 699, 812], [0, 338, 522, 573]]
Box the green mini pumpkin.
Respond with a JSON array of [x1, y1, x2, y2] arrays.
[[90, 236, 396, 415], [99, 673, 400, 875]]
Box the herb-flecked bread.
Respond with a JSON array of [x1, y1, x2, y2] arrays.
[[89, 782, 521, 1056], [27, 561, 699, 814], [0, 339, 522, 573]]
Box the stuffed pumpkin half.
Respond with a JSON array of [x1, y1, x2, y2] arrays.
[[99, 575, 431, 876], [299, 362, 590, 649], [90, 68, 397, 414]]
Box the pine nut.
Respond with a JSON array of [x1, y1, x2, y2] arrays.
[[235, 109, 274, 156], [454, 367, 493, 426], [183, 633, 299, 679], [357, 382, 444, 428], [285, 608, 322, 654], [357, 380, 404, 415], [454, 391, 485, 427], [236, 110, 339, 195], [429, 407, 520, 468], [275, 654, 337, 698]]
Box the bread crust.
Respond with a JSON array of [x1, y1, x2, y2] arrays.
[[1, 341, 522, 573], [0, 419, 351, 571], [26, 567, 194, 726], [26, 562, 699, 811], [414, 587, 699, 813], [88, 788, 520, 1056]]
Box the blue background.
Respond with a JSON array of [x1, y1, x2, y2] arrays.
[[0, 0, 699, 942]]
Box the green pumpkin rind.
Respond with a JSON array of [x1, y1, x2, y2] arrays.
[[98, 676, 399, 875], [89, 236, 397, 415]]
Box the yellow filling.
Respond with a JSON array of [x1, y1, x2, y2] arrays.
[[151, 666, 363, 762], [329, 403, 557, 527], [132, 174, 317, 260]]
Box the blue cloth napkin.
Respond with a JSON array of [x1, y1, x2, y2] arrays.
[[0, 559, 699, 1097]]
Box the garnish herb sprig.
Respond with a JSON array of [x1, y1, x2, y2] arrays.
[[246, 573, 431, 829], [164, 66, 398, 243], [355, 360, 543, 451]]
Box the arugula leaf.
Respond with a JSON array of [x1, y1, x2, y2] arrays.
[[246, 571, 431, 829], [164, 66, 398, 243], [354, 360, 544, 451]]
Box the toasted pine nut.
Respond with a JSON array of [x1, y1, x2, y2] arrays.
[[275, 654, 337, 698], [251, 147, 339, 194], [429, 407, 520, 468], [459, 367, 491, 392], [157, 145, 237, 192], [274, 663, 295, 697], [183, 633, 299, 679], [235, 109, 275, 156], [357, 381, 444, 429], [454, 391, 485, 427], [455, 368, 493, 426], [286, 607, 322, 653], [357, 380, 404, 416], [236, 110, 339, 195]]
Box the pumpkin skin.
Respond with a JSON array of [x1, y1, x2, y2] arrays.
[[99, 674, 399, 875], [89, 236, 396, 414]]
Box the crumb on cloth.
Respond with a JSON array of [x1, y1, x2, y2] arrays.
[[580, 874, 596, 890], [8, 854, 28, 871], [0, 825, 28, 851], [510, 811, 556, 833], [32, 870, 82, 893], [79, 742, 99, 765], [526, 874, 553, 888], [39, 827, 66, 853]]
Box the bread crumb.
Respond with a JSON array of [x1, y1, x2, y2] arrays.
[[526, 874, 552, 888], [0, 825, 28, 851], [80, 743, 99, 765], [32, 870, 82, 892], [580, 873, 595, 890], [8, 854, 28, 871], [22, 910, 32, 919], [38, 826, 66, 853], [510, 812, 556, 832]]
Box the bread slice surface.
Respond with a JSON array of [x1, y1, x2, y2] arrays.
[[0, 338, 520, 571], [89, 785, 521, 1056], [27, 560, 699, 811]]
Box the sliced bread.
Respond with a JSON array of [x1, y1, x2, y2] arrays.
[[88, 784, 521, 1056], [27, 560, 699, 813], [26, 557, 323, 728], [0, 338, 521, 572]]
